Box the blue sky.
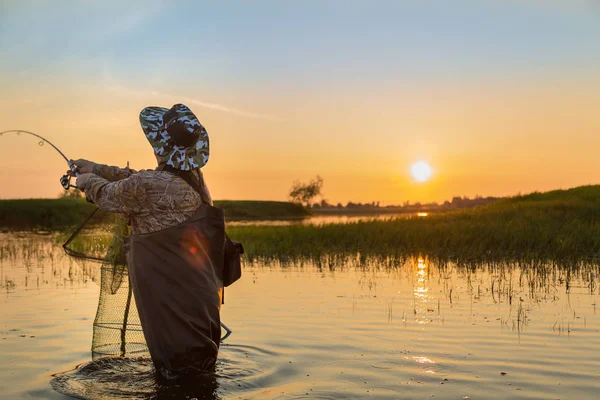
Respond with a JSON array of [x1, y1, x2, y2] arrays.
[[2, 1, 598, 88]]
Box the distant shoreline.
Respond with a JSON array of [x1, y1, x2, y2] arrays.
[[310, 207, 435, 216], [0, 196, 475, 231], [0, 199, 309, 231]]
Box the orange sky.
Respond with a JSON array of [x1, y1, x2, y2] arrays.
[[1, 75, 598, 204], [1, 2, 599, 204]]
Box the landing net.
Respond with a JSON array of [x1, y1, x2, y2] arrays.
[[62, 209, 148, 359]]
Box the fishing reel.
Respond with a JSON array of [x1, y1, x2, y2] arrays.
[[61, 161, 80, 190], [60, 174, 76, 190]]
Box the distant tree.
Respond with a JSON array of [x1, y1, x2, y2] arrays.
[[288, 175, 324, 207], [320, 199, 331, 208]]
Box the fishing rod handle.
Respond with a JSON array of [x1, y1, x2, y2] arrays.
[[68, 160, 79, 176]]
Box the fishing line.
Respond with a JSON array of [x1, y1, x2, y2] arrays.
[[0, 129, 78, 189]]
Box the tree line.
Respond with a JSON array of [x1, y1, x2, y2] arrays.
[[289, 176, 500, 211]]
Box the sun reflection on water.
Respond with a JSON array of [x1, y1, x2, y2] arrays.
[[410, 258, 438, 368], [413, 356, 436, 364], [413, 257, 432, 325]]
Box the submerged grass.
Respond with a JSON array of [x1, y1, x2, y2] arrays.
[[227, 185, 600, 266]]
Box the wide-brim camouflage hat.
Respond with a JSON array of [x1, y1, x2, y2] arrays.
[[139, 103, 209, 170]]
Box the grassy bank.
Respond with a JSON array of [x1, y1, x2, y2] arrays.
[[0, 198, 309, 231], [0, 198, 98, 231], [227, 185, 600, 265], [216, 200, 309, 219]]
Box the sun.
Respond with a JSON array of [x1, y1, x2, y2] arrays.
[[411, 161, 432, 182]]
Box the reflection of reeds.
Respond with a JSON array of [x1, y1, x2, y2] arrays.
[[0, 234, 93, 289], [552, 318, 570, 335], [516, 302, 528, 333], [1, 278, 16, 291], [2, 232, 598, 338]]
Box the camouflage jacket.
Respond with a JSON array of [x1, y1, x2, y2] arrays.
[[82, 164, 213, 235]]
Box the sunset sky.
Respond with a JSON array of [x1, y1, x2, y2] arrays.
[[1, 1, 599, 204]]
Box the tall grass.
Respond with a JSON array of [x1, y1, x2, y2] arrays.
[[227, 185, 600, 265], [216, 200, 309, 219]]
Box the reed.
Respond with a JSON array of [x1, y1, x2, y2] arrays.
[[227, 185, 600, 266]]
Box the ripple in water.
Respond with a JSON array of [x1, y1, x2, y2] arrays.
[[51, 357, 159, 400], [50, 344, 277, 399], [370, 360, 402, 370], [273, 393, 362, 400]]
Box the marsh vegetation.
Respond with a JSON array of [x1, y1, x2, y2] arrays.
[[3, 185, 600, 269], [229, 185, 600, 266]]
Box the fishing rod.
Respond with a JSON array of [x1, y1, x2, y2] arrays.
[[0, 130, 79, 189]]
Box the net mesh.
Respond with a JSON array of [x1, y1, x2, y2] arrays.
[[63, 209, 149, 359]]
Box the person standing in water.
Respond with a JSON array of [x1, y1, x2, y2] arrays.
[[71, 104, 225, 379]]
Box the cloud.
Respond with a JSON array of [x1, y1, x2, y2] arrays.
[[107, 85, 283, 122]]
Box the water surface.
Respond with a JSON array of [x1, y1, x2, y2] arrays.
[[1, 234, 599, 399], [227, 213, 422, 226]]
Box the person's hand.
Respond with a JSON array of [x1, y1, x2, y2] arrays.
[[75, 173, 95, 192], [66, 159, 96, 176]]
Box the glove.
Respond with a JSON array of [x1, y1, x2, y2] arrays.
[[67, 159, 96, 176], [76, 173, 95, 192]]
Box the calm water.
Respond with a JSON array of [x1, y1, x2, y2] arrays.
[[1, 234, 599, 399], [227, 213, 424, 226]]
